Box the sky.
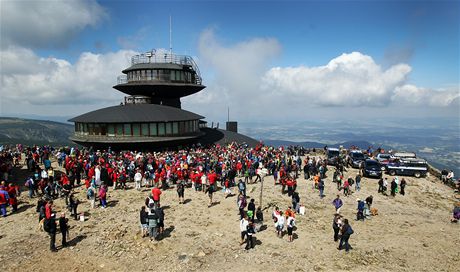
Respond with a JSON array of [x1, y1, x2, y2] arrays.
[[0, 0, 459, 126]]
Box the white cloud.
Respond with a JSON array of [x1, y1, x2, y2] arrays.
[[0, 0, 106, 49], [262, 52, 412, 107], [392, 84, 460, 107], [183, 29, 281, 120], [0, 46, 137, 111], [184, 31, 458, 123]]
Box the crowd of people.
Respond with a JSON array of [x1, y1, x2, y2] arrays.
[[0, 142, 458, 255]]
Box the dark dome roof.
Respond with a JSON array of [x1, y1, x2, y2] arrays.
[[69, 104, 204, 123]]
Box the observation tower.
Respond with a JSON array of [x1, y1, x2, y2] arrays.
[[69, 50, 258, 150]]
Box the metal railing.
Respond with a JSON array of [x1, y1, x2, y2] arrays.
[[130, 50, 202, 82], [116, 74, 201, 85]]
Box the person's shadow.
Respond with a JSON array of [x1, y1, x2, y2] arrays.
[[67, 234, 87, 246], [159, 226, 175, 240]]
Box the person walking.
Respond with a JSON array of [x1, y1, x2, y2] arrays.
[[332, 195, 343, 214], [248, 199, 256, 221], [176, 181, 185, 204], [338, 219, 353, 252]]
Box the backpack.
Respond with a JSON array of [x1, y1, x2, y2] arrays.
[[346, 225, 354, 235], [43, 218, 51, 233], [87, 188, 94, 199]]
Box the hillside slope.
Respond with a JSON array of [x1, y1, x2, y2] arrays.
[[0, 117, 73, 146]]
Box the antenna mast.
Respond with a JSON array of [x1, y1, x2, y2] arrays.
[[227, 107, 230, 122], [169, 15, 172, 55]]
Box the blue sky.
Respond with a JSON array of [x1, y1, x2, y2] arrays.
[[42, 0, 459, 88], [1, 0, 459, 123]]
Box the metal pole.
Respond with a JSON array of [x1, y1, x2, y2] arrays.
[[259, 175, 263, 209]]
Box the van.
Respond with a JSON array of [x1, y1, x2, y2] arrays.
[[386, 158, 428, 178], [326, 148, 340, 165]]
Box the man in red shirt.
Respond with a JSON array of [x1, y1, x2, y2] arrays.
[[151, 186, 162, 207]]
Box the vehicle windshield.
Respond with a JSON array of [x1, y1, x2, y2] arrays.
[[328, 151, 339, 158], [366, 161, 379, 167], [351, 153, 364, 159]]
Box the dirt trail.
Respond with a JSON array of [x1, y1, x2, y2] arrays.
[[1, 160, 459, 272]]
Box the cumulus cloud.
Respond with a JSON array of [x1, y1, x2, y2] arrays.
[[0, 0, 106, 49], [262, 52, 412, 107], [183, 29, 281, 120], [392, 84, 460, 107], [0, 46, 137, 108], [185, 30, 458, 123]]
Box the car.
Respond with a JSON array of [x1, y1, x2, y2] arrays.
[[326, 148, 340, 165], [348, 150, 366, 168], [363, 159, 382, 178], [386, 158, 428, 178], [376, 153, 392, 170]]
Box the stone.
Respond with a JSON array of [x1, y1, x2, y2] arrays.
[[197, 251, 206, 257]]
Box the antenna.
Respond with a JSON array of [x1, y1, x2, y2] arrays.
[[169, 15, 172, 56], [227, 107, 230, 122]]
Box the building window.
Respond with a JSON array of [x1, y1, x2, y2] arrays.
[[172, 122, 179, 135], [88, 123, 94, 135], [132, 123, 140, 136], [149, 123, 157, 136], [115, 124, 123, 136], [123, 123, 131, 136], [158, 123, 165, 136], [141, 123, 149, 136], [107, 124, 115, 136], [166, 122, 172, 135], [146, 70, 152, 80]]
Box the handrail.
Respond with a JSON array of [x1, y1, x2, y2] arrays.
[[131, 50, 202, 83]]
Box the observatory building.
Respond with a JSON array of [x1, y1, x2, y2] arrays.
[[69, 50, 258, 149]]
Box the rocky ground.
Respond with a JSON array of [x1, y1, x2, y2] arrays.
[[1, 159, 459, 272]]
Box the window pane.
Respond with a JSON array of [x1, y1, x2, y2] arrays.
[[173, 122, 179, 135], [132, 123, 140, 136], [108, 124, 115, 135], [166, 122, 172, 135], [124, 124, 131, 136], [158, 123, 165, 136], [116, 124, 123, 135], [141, 123, 149, 136], [149, 123, 157, 136]]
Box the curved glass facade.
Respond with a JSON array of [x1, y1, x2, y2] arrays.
[[74, 120, 199, 137], [126, 69, 195, 84]]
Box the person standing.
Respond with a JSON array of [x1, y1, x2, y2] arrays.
[[338, 219, 353, 252], [332, 195, 343, 214], [176, 181, 185, 204], [151, 186, 162, 207], [59, 213, 69, 247], [98, 184, 107, 208], [378, 178, 384, 193], [7, 183, 18, 212], [69, 193, 79, 220], [139, 206, 148, 237], [332, 214, 342, 242], [134, 169, 142, 191], [318, 178, 325, 199], [46, 213, 58, 252], [245, 221, 256, 250], [400, 178, 406, 196], [286, 215, 295, 242], [355, 174, 361, 192], [391, 178, 397, 197], [248, 199, 256, 221], [239, 215, 249, 245], [0, 185, 10, 217]]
